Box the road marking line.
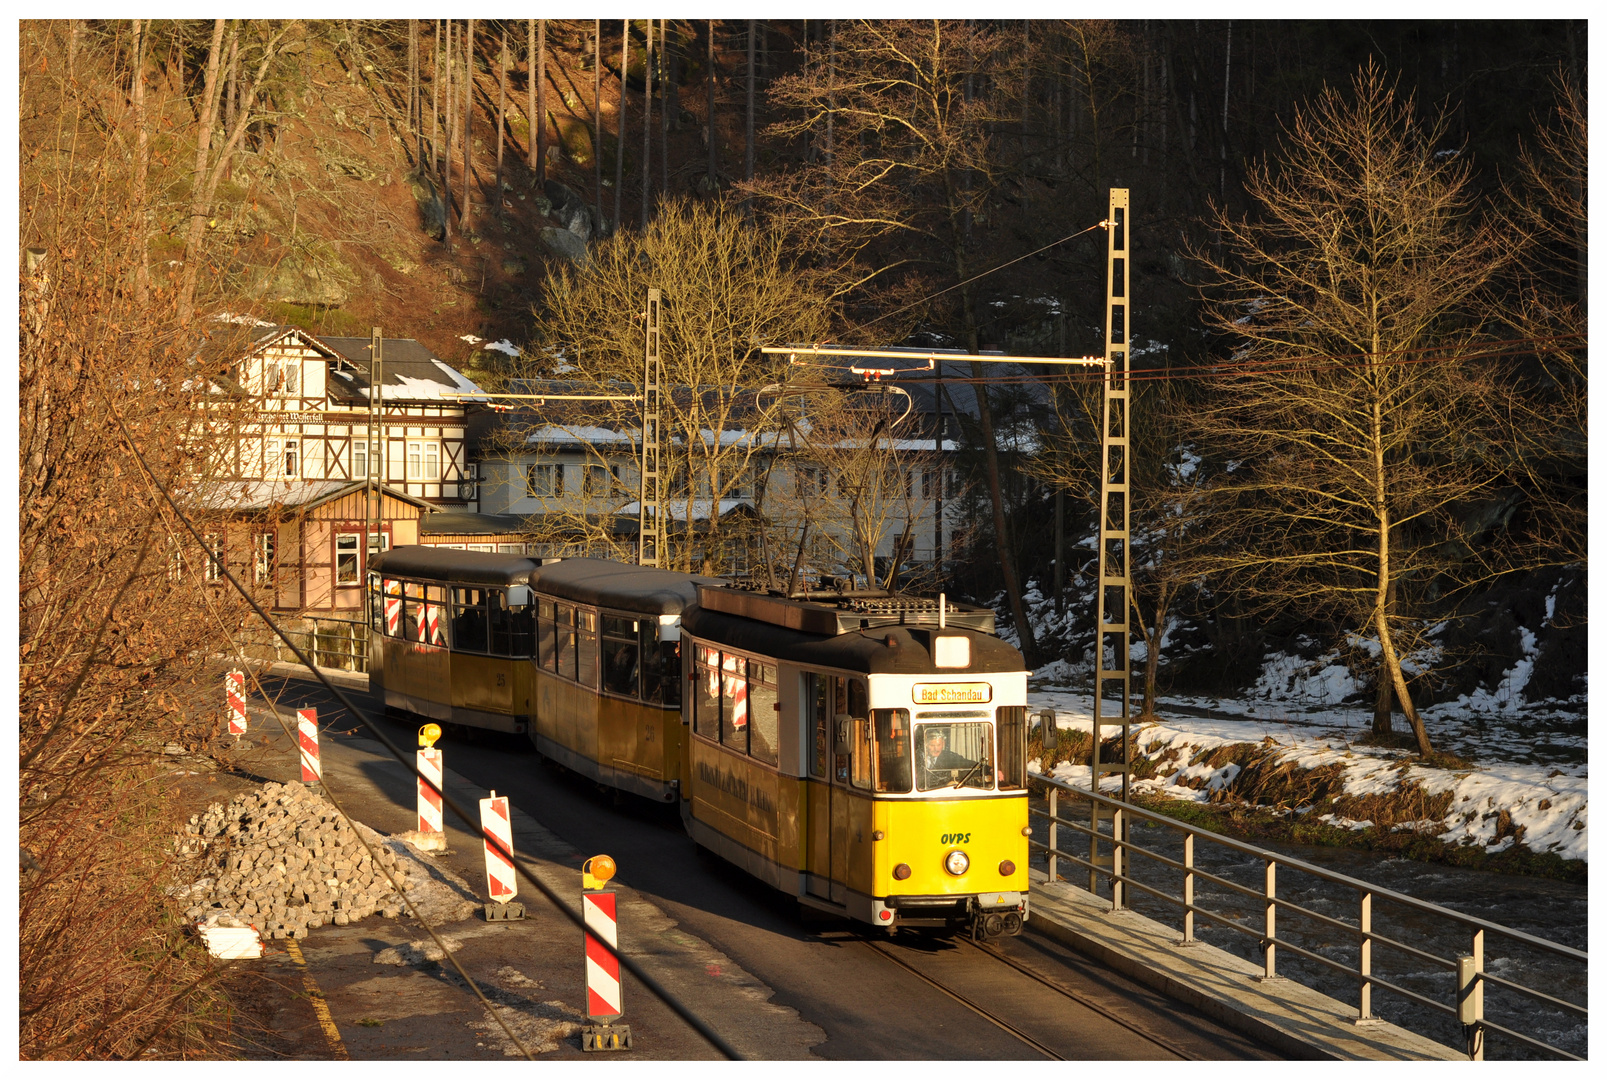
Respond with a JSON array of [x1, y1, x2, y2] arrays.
[[285, 938, 349, 1060]]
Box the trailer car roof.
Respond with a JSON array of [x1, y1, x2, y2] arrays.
[[370, 546, 538, 587], [529, 558, 720, 616]]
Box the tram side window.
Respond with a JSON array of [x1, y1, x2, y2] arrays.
[[601, 615, 640, 697], [402, 582, 424, 642], [537, 598, 556, 669], [748, 663, 778, 766], [996, 705, 1027, 789], [555, 604, 576, 678], [368, 577, 384, 633], [451, 589, 488, 653], [506, 592, 531, 656], [640, 622, 681, 706], [485, 589, 510, 654], [721, 654, 749, 755], [832, 677, 868, 786], [576, 610, 599, 687], [694, 644, 721, 739], [424, 584, 448, 646], [873, 709, 913, 793], [804, 673, 829, 779]]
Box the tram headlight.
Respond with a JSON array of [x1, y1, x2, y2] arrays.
[[943, 849, 970, 876]]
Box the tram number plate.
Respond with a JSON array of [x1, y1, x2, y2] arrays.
[[913, 682, 992, 705]]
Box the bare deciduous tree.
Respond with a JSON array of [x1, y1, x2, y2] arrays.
[[1190, 64, 1515, 755], [518, 197, 837, 573]]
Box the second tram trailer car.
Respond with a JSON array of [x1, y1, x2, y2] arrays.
[[681, 584, 1032, 938]]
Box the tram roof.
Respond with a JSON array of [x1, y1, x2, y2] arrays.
[[370, 545, 538, 587], [681, 606, 1027, 676], [529, 558, 719, 616]]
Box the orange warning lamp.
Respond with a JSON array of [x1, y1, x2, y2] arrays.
[[582, 854, 617, 891], [419, 723, 442, 749]]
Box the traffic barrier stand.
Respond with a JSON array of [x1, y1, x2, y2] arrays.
[[226, 669, 247, 737], [297, 708, 322, 792], [415, 724, 446, 851], [581, 854, 631, 1052], [479, 790, 524, 921]]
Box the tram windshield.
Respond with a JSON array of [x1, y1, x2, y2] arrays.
[[915, 721, 994, 792]]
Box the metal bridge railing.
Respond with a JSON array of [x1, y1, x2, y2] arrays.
[[1028, 773, 1587, 1061]]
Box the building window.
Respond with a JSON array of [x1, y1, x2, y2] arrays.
[[582, 463, 610, 498], [268, 438, 299, 478], [203, 533, 225, 582], [254, 532, 276, 584], [526, 462, 563, 498], [425, 442, 439, 481], [335, 533, 361, 585], [406, 442, 421, 480], [354, 440, 367, 479], [265, 357, 300, 396]]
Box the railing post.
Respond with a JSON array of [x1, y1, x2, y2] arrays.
[[1046, 787, 1058, 883], [1110, 805, 1125, 911], [1260, 859, 1277, 980], [1181, 833, 1195, 944], [1358, 890, 1373, 1021], [1458, 929, 1485, 1060]]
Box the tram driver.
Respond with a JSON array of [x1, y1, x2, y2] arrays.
[[918, 726, 974, 788]]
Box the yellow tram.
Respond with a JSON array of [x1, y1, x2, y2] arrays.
[[367, 548, 1031, 938]]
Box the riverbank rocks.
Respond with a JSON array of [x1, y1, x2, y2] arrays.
[[174, 781, 416, 940]]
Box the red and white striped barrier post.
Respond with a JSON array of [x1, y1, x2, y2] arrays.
[[226, 669, 247, 736], [417, 724, 444, 839], [479, 790, 523, 921], [297, 708, 321, 788], [581, 855, 631, 1052]]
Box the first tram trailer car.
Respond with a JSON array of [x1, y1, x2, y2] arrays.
[[368, 548, 1032, 939]]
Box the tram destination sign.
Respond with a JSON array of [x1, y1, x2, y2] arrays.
[[913, 682, 993, 705]]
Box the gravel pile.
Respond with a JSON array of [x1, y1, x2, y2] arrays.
[[176, 781, 414, 939]]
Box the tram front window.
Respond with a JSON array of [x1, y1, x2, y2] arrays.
[[915, 721, 994, 791]]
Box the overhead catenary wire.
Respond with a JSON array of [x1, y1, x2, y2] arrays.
[[107, 400, 746, 1061]]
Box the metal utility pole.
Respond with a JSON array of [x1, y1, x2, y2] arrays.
[[638, 288, 664, 567], [366, 327, 385, 575], [1089, 188, 1133, 903]]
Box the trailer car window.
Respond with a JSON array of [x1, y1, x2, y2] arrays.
[[748, 664, 778, 766], [601, 615, 640, 697], [694, 644, 721, 739], [721, 654, 748, 754], [452, 588, 488, 653], [576, 610, 598, 687]]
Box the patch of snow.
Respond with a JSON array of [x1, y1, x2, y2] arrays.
[[484, 339, 521, 358], [213, 312, 276, 326], [459, 333, 484, 344]]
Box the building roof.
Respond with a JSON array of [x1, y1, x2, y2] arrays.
[[245, 325, 485, 404], [419, 510, 531, 536], [186, 479, 438, 513]]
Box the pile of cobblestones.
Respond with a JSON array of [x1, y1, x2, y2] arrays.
[[176, 781, 414, 939]]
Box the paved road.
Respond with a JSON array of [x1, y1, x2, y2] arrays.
[[230, 671, 1282, 1060]]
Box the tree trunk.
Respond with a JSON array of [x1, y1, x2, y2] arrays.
[[1372, 573, 1397, 735], [463, 18, 475, 232], [640, 19, 654, 230], [177, 19, 229, 325], [1372, 393, 1433, 755], [442, 20, 452, 243], [130, 18, 150, 307], [615, 21, 629, 234], [745, 19, 755, 191], [594, 20, 602, 216], [496, 28, 506, 197], [534, 20, 545, 181], [660, 20, 669, 200], [432, 21, 442, 179], [707, 20, 718, 185]]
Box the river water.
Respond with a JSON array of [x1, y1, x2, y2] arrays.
[[1032, 794, 1587, 1060]]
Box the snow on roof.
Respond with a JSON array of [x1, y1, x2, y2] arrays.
[[615, 499, 755, 521]]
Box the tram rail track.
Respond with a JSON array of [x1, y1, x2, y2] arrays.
[[860, 933, 1204, 1060]]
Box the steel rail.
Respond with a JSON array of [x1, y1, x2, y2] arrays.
[[859, 939, 1063, 1060], [966, 939, 1205, 1061]]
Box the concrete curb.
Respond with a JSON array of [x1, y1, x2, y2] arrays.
[[1026, 869, 1460, 1060]]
